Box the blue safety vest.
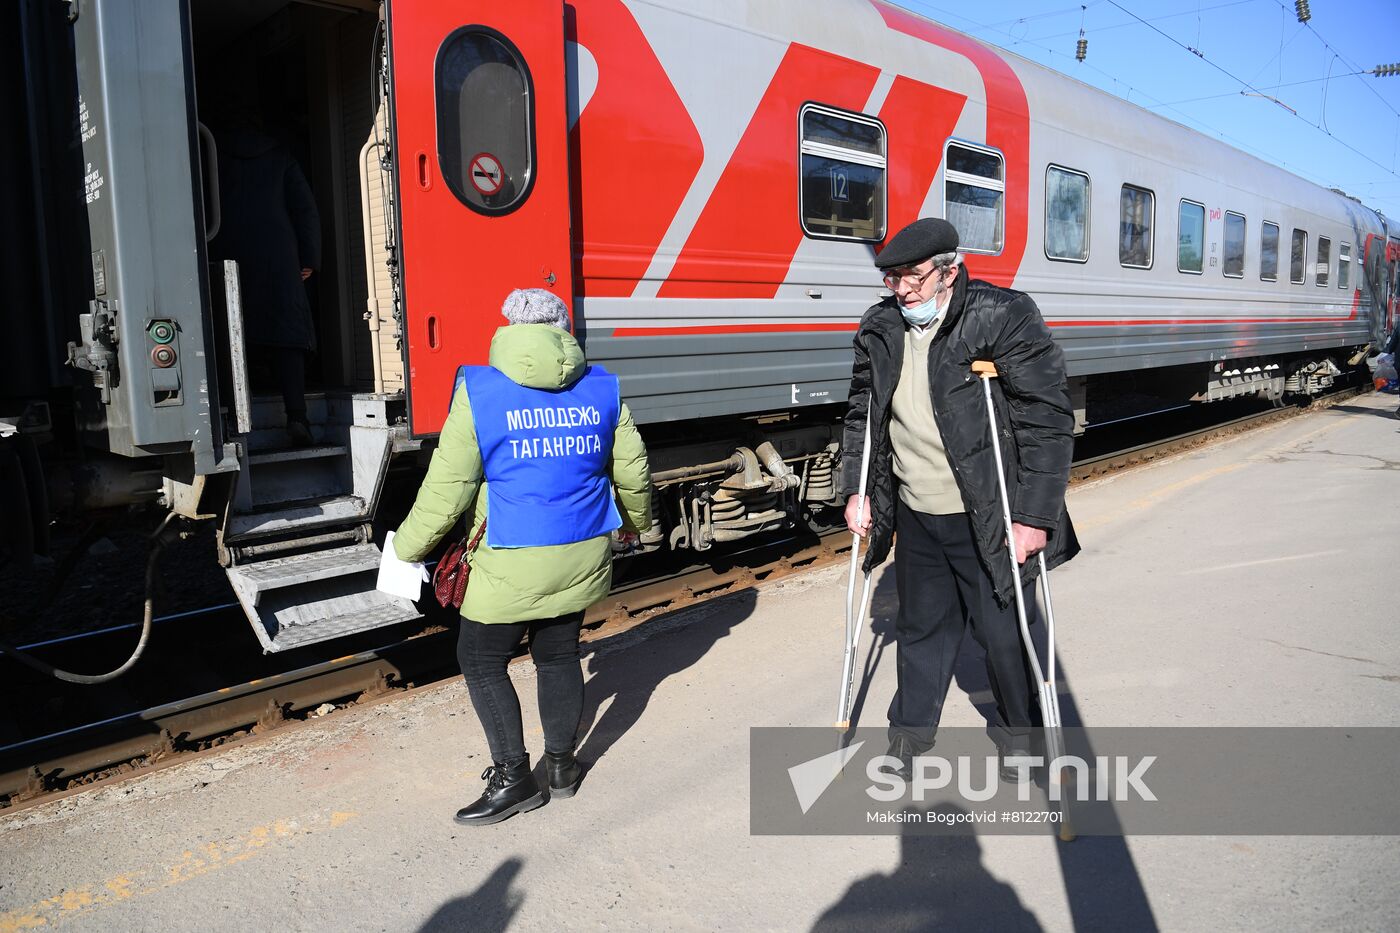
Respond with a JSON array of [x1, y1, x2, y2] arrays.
[[456, 364, 623, 548]]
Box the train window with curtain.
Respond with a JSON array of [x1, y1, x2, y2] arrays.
[[1261, 222, 1280, 281], [1223, 211, 1246, 278], [945, 141, 1004, 253], [1178, 200, 1205, 274], [1045, 165, 1089, 262], [435, 28, 534, 215], [799, 104, 886, 241], [1290, 228, 1308, 284], [1339, 242, 1351, 289], [1315, 236, 1331, 287], [1119, 185, 1154, 268]]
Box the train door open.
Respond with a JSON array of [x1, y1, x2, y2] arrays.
[[65, 0, 228, 472], [385, 0, 575, 435]]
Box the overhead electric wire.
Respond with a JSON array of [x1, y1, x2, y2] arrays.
[[1263, 0, 1400, 121], [893, 0, 1400, 214], [898, 0, 1313, 174], [1102, 0, 1400, 187], [1154, 70, 1365, 107]]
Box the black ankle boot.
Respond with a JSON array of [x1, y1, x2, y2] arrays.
[[544, 750, 583, 799], [454, 757, 544, 826], [882, 736, 923, 783]]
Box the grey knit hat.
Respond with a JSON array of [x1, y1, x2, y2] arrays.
[[501, 288, 571, 330]]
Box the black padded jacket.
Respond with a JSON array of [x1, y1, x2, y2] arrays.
[[838, 264, 1080, 606]]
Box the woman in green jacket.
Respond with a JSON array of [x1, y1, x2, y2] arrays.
[[392, 289, 651, 826]]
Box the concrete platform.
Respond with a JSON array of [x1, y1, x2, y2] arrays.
[[3, 395, 1398, 932]]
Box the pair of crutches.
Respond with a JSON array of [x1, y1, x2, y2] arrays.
[[834, 363, 1072, 839]]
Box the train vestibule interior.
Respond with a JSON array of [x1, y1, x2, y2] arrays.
[[190, 0, 401, 437]]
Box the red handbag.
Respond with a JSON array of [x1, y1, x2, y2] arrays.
[[432, 520, 487, 609]]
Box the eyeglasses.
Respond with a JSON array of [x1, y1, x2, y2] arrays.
[[882, 265, 936, 289]]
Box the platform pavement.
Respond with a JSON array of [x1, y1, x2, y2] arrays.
[[2, 394, 1397, 932]]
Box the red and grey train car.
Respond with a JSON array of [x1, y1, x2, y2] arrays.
[[5, 0, 1394, 655]]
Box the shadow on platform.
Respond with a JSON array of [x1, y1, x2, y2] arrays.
[[418, 857, 523, 933], [812, 804, 1041, 932], [1328, 403, 1400, 422], [842, 567, 1160, 931], [576, 587, 758, 768]]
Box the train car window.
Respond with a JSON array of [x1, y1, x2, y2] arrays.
[[799, 104, 886, 242], [1177, 200, 1205, 274], [1315, 236, 1331, 287], [435, 28, 534, 215], [1119, 185, 1154, 269], [1261, 222, 1280, 281], [1339, 243, 1351, 289], [1290, 228, 1308, 284], [1223, 211, 1246, 278], [1045, 166, 1089, 262], [945, 141, 1004, 253]]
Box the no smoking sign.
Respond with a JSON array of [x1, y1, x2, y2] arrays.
[[469, 152, 504, 196]]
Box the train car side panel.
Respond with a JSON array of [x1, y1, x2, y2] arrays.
[[388, 0, 577, 437]]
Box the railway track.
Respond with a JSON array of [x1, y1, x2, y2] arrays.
[[0, 385, 1369, 812]]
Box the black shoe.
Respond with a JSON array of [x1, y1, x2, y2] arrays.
[[544, 750, 584, 799], [286, 417, 314, 447], [882, 736, 922, 783], [999, 745, 1035, 784], [454, 757, 545, 826]]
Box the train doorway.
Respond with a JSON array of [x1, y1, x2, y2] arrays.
[[190, 0, 397, 427]]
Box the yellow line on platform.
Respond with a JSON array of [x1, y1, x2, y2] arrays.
[[0, 810, 359, 932]]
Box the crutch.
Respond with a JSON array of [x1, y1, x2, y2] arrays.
[[971, 361, 1074, 841], [835, 415, 874, 730]]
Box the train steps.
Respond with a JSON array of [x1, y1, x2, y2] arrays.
[[224, 542, 419, 653], [223, 392, 421, 652]]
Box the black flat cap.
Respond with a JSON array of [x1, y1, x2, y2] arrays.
[[874, 218, 959, 269]]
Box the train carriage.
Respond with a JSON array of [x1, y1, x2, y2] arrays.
[[4, 0, 1395, 656]]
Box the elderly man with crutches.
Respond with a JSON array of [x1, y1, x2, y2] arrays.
[[837, 217, 1079, 790]]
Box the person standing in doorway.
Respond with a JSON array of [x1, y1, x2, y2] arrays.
[[211, 113, 321, 446]]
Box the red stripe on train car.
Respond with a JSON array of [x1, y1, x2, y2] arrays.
[[877, 76, 968, 256], [568, 0, 704, 299], [1048, 318, 1357, 327], [610, 322, 860, 337], [872, 1, 1030, 288], [612, 307, 1360, 338], [657, 44, 880, 299]]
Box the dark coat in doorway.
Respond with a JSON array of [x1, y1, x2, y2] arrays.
[[211, 129, 321, 351]]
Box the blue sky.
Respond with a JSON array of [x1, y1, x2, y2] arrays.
[[893, 0, 1400, 218]]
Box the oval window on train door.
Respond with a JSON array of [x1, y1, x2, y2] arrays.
[[435, 27, 535, 215]]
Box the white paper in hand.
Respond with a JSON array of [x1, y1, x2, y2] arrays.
[[377, 530, 429, 601]]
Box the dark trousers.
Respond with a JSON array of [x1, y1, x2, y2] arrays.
[[251, 344, 307, 422], [889, 501, 1040, 752], [457, 611, 585, 765]]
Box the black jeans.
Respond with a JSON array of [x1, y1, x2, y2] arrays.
[[457, 611, 585, 765], [889, 501, 1039, 752]]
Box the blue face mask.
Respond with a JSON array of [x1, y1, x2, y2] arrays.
[[899, 293, 942, 328]]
